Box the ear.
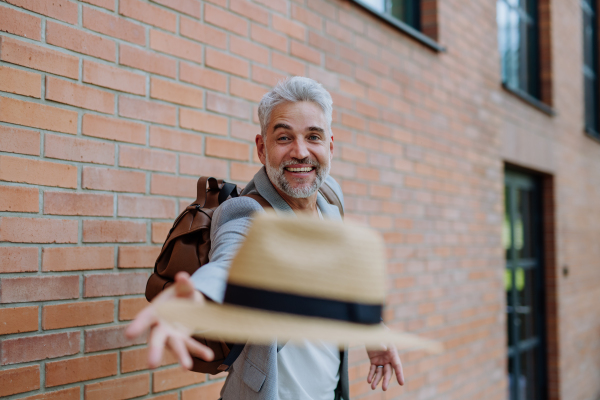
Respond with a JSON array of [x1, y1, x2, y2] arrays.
[[329, 134, 334, 161], [255, 134, 267, 165]]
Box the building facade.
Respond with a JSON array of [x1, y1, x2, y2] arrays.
[[0, 0, 599, 399]]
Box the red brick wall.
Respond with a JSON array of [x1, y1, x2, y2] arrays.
[[1, 0, 599, 400]]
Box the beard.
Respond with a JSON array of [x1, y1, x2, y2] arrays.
[[265, 154, 331, 199]]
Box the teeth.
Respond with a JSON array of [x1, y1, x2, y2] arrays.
[[286, 167, 313, 172]]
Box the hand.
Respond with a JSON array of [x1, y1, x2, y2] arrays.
[[125, 272, 214, 370], [366, 343, 404, 391]]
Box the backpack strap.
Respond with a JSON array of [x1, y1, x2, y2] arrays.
[[318, 182, 344, 218], [244, 193, 272, 209]]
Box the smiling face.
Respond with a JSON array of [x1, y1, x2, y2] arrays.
[[256, 101, 333, 199]]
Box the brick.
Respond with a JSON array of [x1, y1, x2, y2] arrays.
[[341, 113, 366, 130], [85, 325, 147, 352], [46, 353, 117, 387], [291, 40, 321, 64], [150, 174, 196, 197], [119, 96, 177, 126], [179, 154, 228, 177], [341, 146, 367, 164], [231, 162, 261, 182], [292, 4, 322, 30], [43, 300, 114, 330], [205, 4, 247, 36], [207, 92, 249, 119], [118, 246, 160, 269], [230, 36, 268, 65], [83, 220, 146, 243], [83, 60, 146, 96], [82, 0, 114, 10], [119, 146, 177, 173], [17, 386, 79, 400], [206, 48, 249, 77], [5, 0, 77, 24], [121, 346, 177, 373], [0, 65, 41, 98], [273, 15, 305, 40], [326, 56, 352, 76], [0, 5, 41, 40], [119, 0, 176, 32], [44, 192, 110, 218], [152, 0, 201, 17], [44, 134, 115, 165], [119, 297, 148, 320], [118, 195, 175, 219], [0, 331, 79, 365], [0, 155, 77, 189], [206, 137, 249, 161], [119, 45, 176, 78], [0, 365, 39, 397], [230, 0, 269, 25], [182, 380, 225, 400], [150, 78, 203, 108], [151, 221, 171, 243], [153, 366, 206, 392], [251, 23, 287, 52], [150, 126, 203, 155], [46, 21, 115, 62], [0, 306, 37, 335], [180, 62, 227, 92], [0, 125, 40, 156], [180, 16, 227, 49], [42, 246, 114, 272], [0, 217, 78, 244], [82, 114, 146, 145], [84, 272, 147, 298], [0, 96, 77, 134], [252, 65, 286, 87], [85, 373, 149, 400], [0, 36, 78, 79], [83, 6, 145, 45], [272, 52, 305, 76], [0, 275, 79, 303], [150, 29, 203, 64], [46, 76, 114, 114], [0, 185, 39, 213], [82, 167, 146, 193], [254, 0, 286, 13], [180, 108, 228, 136], [231, 119, 261, 141], [0, 247, 38, 273]]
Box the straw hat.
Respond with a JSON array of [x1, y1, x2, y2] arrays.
[[156, 213, 442, 353]]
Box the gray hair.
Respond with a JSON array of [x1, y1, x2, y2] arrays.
[[258, 76, 333, 137]]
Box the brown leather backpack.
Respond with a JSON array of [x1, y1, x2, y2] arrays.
[[145, 176, 344, 374]]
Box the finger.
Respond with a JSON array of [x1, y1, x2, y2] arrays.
[[371, 367, 383, 390], [391, 348, 405, 386], [382, 364, 392, 391], [125, 306, 157, 339], [367, 364, 376, 384], [185, 337, 214, 362], [148, 325, 168, 369], [168, 335, 193, 370]]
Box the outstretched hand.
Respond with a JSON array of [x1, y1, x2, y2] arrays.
[[366, 343, 404, 391], [125, 272, 214, 370]]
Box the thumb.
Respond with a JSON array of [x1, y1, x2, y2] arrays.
[[173, 272, 196, 298]]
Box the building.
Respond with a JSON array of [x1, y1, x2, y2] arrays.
[[0, 0, 599, 399]]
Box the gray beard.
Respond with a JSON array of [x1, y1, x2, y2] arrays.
[[265, 154, 330, 199]]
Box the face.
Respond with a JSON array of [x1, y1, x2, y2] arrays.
[[256, 101, 333, 199]]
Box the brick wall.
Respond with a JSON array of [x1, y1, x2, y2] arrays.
[[1, 0, 599, 400]]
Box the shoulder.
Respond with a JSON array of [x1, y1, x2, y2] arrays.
[[324, 175, 344, 205], [212, 196, 265, 228]]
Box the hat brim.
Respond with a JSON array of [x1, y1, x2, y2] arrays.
[[156, 299, 443, 353]]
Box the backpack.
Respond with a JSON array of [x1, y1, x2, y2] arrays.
[[145, 176, 344, 374]]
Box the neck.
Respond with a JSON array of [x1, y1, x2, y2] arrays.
[[273, 187, 319, 216]]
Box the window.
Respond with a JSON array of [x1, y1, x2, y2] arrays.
[[359, 0, 420, 29], [497, 0, 541, 99], [583, 0, 599, 136]]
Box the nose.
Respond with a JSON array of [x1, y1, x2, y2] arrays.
[[289, 139, 310, 160]]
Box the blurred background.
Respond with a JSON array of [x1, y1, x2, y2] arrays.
[[0, 0, 599, 399]]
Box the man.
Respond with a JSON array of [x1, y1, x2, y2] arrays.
[[127, 77, 404, 399]]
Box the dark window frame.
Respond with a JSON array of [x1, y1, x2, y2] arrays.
[[583, 0, 600, 139], [349, 0, 445, 52]]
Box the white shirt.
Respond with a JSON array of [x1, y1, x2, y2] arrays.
[[277, 339, 341, 400]]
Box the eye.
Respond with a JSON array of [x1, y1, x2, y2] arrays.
[[277, 136, 291, 142], [309, 134, 321, 141]]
